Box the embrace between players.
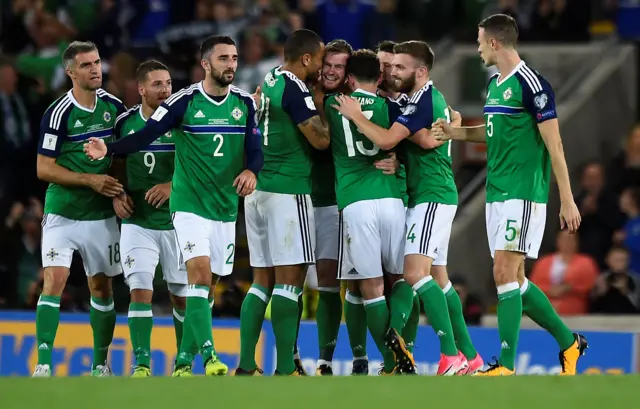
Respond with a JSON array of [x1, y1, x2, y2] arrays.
[[33, 13, 586, 378]]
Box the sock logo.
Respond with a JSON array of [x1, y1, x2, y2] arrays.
[[38, 343, 49, 350], [436, 330, 445, 337], [501, 341, 510, 350]]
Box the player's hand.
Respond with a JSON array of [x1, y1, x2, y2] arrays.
[[560, 198, 581, 234], [113, 194, 134, 219], [331, 95, 362, 120], [252, 86, 262, 111], [87, 174, 123, 197], [83, 137, 107, 160], [431, 118, 453, 141], [448, 105, 462, 127], [375, 152, 399, 175], [233, 169, 257, 197], [145, 182, 171, 208]]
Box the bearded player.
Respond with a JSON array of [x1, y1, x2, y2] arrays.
[[84, 35, 263, 377], [432, 14, 586, 376]]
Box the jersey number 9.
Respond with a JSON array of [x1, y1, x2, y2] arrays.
[[144, 152, 155, 174]]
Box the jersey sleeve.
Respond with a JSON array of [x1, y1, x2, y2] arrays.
[[394, 94, 434, 134], [241, 95, 264, 175], [386, 99, 403, 123], [106, 94, 189, 156], [519, 71, 557, 123], [113, 106, 138, 140], [37, 103, 71, 158], [282, 78, 318, 125]]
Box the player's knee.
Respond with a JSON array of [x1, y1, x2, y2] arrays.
[[167, 283, 188, 299], [317, 259, 339, 287], [185, 256, 211, 285], [42, 267, 70, 296], [492, 253, 520, 286], [170, 293, 187, 311], [430, 266, 449, 288], [359, 278, 385, 300], [87, 274, 112, 299]]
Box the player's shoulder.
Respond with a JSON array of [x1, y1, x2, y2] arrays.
[[487, 72, 500, 88], [323, 92, 339, 105], [277, 67, 310, 94], [407, 81, 434, 106], [514, 62, 552, 94], [115, 104, 140, 125], [165, 82, 200, 107], [230, 85, 257, 110], [44, 91, 74, 116], [42, 91, 74, 131], [97, 88, 125, 109]]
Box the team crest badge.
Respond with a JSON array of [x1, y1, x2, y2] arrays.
[[46, 248, 59, 262], [265, 73, 276, 87], [165, 131, 172, 138], [103, 112, 111, 122], [184, 241, 195, 253], [503, 87, 512, 100], [534, 93, 548, 109], [124, 256, 135, 269], [232, 107, 243, 120]]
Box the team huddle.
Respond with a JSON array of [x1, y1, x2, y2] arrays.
[[33, 14, 587, 378]]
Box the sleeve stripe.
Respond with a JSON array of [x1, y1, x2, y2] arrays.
[[166, 84, 198, 106], [283, 72, 309, 93], [115, 105, 139, 126], [50, 97, 73, 130], [409, 88, 424, 104], [519, 65, 542, 93], [231, 86, 258, 111], [97, 88, 123, 104]]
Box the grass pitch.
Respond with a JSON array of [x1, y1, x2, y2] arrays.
[[3, 375, 638, 409]]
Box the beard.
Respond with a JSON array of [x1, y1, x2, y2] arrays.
[[394, 73, 416, 94], [211, 68, 235, 87]]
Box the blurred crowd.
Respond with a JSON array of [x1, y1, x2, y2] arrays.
[[0, 0, 636, 320]]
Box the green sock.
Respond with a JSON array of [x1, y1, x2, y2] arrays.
[[272, 284, 302, 374], [36, 295, 61, 366], [497, 283, 522, 371], [363, 296, 395, 373], [522, 279, 575, 350], [185, 285, 216, 361], [238, 284, 270, 371], [413, 277, 457, 356], [316, 287, 342, 362], [90, 296, 116, 369], [128, 302, 153, 367], [344, 291, 368, 359], [388, 280, 415, 334], [175, 310, 199, 367], [443, 282, 477, 359], [402, 295, 420, 353], [172, 308, 185, 353], [294, 293, 303, 358]]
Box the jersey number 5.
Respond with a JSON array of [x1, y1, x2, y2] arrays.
[[343, 111, 377, 157], [487, 114, 494, 138]]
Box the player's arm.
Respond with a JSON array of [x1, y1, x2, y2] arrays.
[[283, 80, 330, 150], [244, 101, 264, 175], [523, 74, 580, 232], [408, 105, 462, 149]]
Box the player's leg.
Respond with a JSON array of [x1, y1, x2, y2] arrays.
[[120, 224, 161, 377], [293, 269, 308, 375], [270, 193, 315, 376], [35, 215, 77, 377], [516, 204, 587, 375], [344, 280, 369, 375], [313, 205, 341, 375], [403, 203, 460, 375], [342, 200, 396, 375], [237, 191, 274, 375], [172, 211, 222, 376], [80, 216, 121, 376]]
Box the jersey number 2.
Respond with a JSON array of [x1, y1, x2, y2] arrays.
[[213, 134, 224, 156]]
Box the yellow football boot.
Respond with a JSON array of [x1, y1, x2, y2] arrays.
[[205, 355, 229, 376], [559, 334, 588, 376], [172, 365, 193, 377], [474, 359, 515, 376], [131, 366, 151, 378]]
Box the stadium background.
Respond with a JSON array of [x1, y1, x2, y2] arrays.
[[0, 0, 639, 376]]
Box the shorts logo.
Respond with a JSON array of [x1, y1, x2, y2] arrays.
[[347, 268, 358, 275], [231, 107, 243, 120], [433, 247, 438, 255], [103, 112, 111, 122], [124, 255, 135, 268], [184, 241, 195, 253], [46, 248, 59, 262]]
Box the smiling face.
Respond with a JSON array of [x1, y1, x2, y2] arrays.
[[321, 52, 349, 93], [391, 53, 420, 94], [377, 50, 395, 92], [67, 50, 102, 91]]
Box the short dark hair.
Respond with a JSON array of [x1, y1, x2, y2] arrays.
[[346, 49, 380, 84], [136, 60, 169, 83], [376, 40, 396, 54], [62, 41, 98, 69], [200, 36, 236, 59], [325, 39, 353, 56], [393, 41, 435, 70], [478, 14, 519, 47], [609, 245, 629, 256], [284, 29, 323, 62]]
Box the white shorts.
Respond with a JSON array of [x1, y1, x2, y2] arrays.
[[338, 198, 405, 280], [120, 223, 187, 284], [41, 214, 121, 276], [245, 190, 315, 267], [405, 203, 457, 266], [315, 205, 339, 261], [172, 211, 236, 276], [486, 200, 546, 259]]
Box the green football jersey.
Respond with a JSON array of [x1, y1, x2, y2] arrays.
[[115, 105, 175, 230], [326, 89, 401, 210], [484, 61, 556, 203], [257, 67, 319, 195], [386, 94, 410, 207], [394, 82, 457, 207], [137, 82, 258, 222], [38, 88, 125, 220]]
